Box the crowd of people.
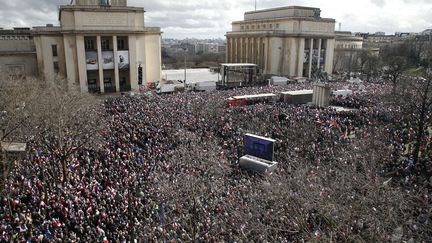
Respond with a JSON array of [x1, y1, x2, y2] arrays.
[[1, 81, 431, 242]]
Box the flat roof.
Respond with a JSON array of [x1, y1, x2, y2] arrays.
[[281, 90, 313, 95], [232, 93, 277, 99], [245, 6, 319, 15]]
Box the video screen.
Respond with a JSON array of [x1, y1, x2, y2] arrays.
[[244, 134, 275, 161]]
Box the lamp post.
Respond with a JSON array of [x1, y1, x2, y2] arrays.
[[183, 48, 187, 89]]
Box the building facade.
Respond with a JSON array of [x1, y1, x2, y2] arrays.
[[0, 28, 38, 76], [226, 6, 336, 78], [333, 31, 364, 73], [2, 0, 162, 93]]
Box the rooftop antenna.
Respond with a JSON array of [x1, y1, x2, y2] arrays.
[[70, 0, 74, 4], [254, 0, 257, 11], [339, 23, 342, 31]]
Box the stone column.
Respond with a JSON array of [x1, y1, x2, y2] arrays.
[[325, 39, 335, 74], [129, 35, 138, 90], [96, 36, 105, 93], [229, 38, 233, 63], [308, 38, 314, 78], [239, 37, 242, 62], [317, 39, 322, 69], [113, 36, 120, 92], [245, 37, 249, 63], [297, 38, 305, 77], [75, 35, 88, 93]]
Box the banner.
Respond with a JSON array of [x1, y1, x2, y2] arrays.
[[118, 51, 129, 69], [102, 51, 114, 70], [86, 52, 98, 70], [304, 50, 310, 63]]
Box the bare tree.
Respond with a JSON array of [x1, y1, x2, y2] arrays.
[[32, 77, 103, 184], [398, 73, 432, 165], [0, 74, 42, 193], [383, 56, 406, 93]]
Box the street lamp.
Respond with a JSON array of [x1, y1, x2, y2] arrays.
[[183, 48, 187, 89]]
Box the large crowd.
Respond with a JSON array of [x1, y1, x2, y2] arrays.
[[1, 81, 431, 242]]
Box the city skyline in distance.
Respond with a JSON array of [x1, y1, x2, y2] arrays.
[[0, 0, 431, 39]]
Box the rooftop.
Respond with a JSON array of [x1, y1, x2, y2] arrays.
[[243, 5, 328, 22]]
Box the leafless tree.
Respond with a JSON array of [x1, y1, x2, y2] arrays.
[[383, 56, 406, 93], [31, 77, 103, 184], [397, 73, 432, 165], [1, 74, 102, 187]]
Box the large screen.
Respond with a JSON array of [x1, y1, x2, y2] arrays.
[[244, 134, 275, 161]]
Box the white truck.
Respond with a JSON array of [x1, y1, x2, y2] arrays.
[[268, 76, 289, 86], [186, 81, 217, 92], [156, 83, 184, 94]]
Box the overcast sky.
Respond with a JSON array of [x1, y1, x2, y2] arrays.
[[0, 0, 431, 39]]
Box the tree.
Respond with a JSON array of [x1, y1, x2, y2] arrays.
[[32, 77, 102, 184], [383, 56, 406, 93], [0, 74, 102, 187], [364, 54, 380, 81], [0, 74, 41, 193], [398, 72, 432, 165]]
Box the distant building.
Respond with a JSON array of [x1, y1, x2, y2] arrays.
[[218, 44, 226, 53], [421, 29, 432, 36], [195, 43, 219, 54], [0, 28, 37, 76], [1, 0, 162, 93], [333, 31, 364, 72], [226, 6, 336, 78]]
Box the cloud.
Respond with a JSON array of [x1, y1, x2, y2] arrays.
[[0, 0, 431, 38], [370, 0, 386, 8]]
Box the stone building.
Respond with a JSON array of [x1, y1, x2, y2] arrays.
[[333, 31, 364, 73], [1, 0, 162, 93], [0, 28, 38, 77], [226, 6, 336, 78]]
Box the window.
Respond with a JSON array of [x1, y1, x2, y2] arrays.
[[53, 62, 59, 73], [241, 26, 244, 30], [270, 24, 273, 28], [85, 39, 95, 50], [263, 24, 266, 28], [52, 44, 58, 57], [101, 39, 110, 50], [100, 0, 111, 6], [117, 39, 125, 50], [276, 23, 280, 28]]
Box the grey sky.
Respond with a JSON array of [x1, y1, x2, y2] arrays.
[[0, 0, 431, 39]]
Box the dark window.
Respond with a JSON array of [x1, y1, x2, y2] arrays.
[[85, 39, 95, 50], [52, 45, 58, 57], [117, 39, 125, 50], [100, 0, 111, 6], [101, 39, 110, 50], [53, 62, 59, 73]]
